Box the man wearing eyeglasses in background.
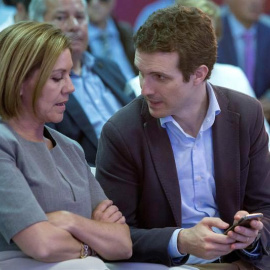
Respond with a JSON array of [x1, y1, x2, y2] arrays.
[[29, 0, 135, 166], [87, 0, 137, 81]]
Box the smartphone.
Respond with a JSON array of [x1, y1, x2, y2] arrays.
[[224, 213, 263, 235]]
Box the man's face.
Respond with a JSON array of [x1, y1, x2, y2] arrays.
[[88, 0, 115, 25], [44, 0, 88, 57], [228, 0, 265, 27], [135, 50, 198, 120]]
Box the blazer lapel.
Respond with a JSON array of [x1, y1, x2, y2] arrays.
[[92, 58, 132, 105], [212, 88, 241, 223], [66, 94, 98, 148], [142, 101, 182, 226]]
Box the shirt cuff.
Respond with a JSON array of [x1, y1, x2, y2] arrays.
[[168, 228, 187, 259], [241, 240, 260, 257]]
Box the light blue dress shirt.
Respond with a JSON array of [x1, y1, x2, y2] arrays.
[[161, 82, 260, 264], [88, 17, 135, 81], [71, 52, 122, 138], [160, 83, 221, 264], [227, 12, 257, 74]]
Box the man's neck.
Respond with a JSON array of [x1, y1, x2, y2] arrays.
[[173, 86, 209, 138], [72, 55, 82, 75]]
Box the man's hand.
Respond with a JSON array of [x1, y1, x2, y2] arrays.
[[92, 199, 126, 224], [177, 217, 235, 260], [226, 211, 263, 250]]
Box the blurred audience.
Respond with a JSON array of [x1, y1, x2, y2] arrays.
[[133, 0, 174, 32], [217, 0, 270, 121], [0, 0, 30, 31], [29, 0, 135, 166], [87, 0, 136, 80]]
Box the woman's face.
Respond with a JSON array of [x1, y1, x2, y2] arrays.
[[20, 49, 74, 125]]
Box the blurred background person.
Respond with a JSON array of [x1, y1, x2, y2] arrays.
[[0, 0, 30, 31], [29, 0, 135, 166], [0, 21, 131, 270], [87, 0, 137, 80], [217, 0, 270, 121]]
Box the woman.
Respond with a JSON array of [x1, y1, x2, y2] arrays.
[[0, 21, 132, 269]]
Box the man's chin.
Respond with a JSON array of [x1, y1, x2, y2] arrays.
[[148, 108, 167, 119], [71, 44, 86, 57]]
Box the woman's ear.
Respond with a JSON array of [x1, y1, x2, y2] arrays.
[[193, 65, 209, 86], [20, 82, 25, 96]]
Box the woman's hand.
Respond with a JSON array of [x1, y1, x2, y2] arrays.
[[92, 199, 126, 224]]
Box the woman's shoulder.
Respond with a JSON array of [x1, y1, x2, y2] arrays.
[[45, 125, 85, 156], [0, 120, 18, 144]]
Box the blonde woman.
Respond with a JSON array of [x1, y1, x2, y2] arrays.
[[0, 21, 131, 270]]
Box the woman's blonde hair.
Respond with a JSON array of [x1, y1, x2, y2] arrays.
[[176, 0, 222, 39], [0, 21, 71, 119]]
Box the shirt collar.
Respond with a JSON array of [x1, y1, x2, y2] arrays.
[[227, 12, 257, 38], [160, 82, 220, 131], [88, 17, 119, 40], [70, 51, 95, 77]]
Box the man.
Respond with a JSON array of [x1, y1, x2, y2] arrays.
[[217, 0, 270, 121], [87, 0, 136, 80], [96, 5, 270, 269], [29, 0, 135, 166]]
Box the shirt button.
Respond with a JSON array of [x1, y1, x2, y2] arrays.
[[196, 176, 202, 181]]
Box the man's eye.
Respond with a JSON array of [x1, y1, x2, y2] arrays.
[[154, 74, 165, 80], [76, 15, 86, 21], [55, 16, 66, 21]]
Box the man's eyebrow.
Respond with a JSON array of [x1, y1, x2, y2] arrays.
[[54, 10, 66, 14]]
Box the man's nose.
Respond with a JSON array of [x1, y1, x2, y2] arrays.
[[65, 16, 80, 30], [141, 78, 153, 96]]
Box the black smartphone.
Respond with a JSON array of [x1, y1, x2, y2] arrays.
[[224, 213, 263, 235]]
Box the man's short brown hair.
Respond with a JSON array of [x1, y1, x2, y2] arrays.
[[134, 4, 217, 82]]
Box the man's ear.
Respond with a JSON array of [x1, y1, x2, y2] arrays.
[[193, 65, 209, 86]]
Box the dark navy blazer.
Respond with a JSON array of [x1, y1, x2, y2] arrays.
[[217, 15, 270, 98]]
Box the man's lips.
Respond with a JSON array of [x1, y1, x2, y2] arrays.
[[147, 99, 162, 106]]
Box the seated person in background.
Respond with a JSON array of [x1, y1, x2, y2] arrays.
[[87, 0, 137, 80], [29, 0, 135, 166], [217, 0, 270, 121], [0, 21, 131, 270], [0, 0, 30, 32], [127, 0, 270, 151], [96, 4, 270, 269]]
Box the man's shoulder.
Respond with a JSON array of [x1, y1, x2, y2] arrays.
[[106, 96, 146, 127], [213, 85, 262, 112]]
